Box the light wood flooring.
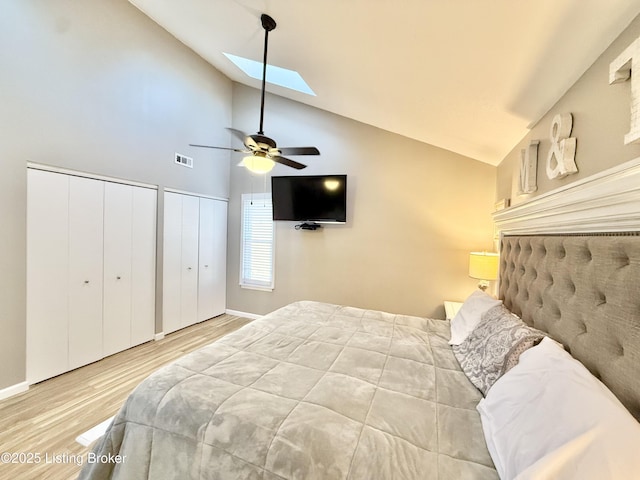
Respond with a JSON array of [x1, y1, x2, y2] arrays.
[[0, 313, 252, 480]]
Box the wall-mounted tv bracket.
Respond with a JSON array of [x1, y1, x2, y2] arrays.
[[295, 222, 322, 230]]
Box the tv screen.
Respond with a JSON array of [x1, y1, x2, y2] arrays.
[[271, 175, 347, 223]]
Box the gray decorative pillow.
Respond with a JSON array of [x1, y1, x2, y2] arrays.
[[452, 304, 545, 395]]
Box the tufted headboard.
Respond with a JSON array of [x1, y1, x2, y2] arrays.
[[499, 234, 640, 421]]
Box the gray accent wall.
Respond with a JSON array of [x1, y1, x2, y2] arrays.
[[0, 0, 232, 390], [496, 14, 640, 203]]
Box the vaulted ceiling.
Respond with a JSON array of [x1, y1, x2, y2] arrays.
[[128, 0, 640, 165]]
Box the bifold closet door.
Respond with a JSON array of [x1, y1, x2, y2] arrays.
[[180, 195, 200, 328], [163, 192, 199, 334], [130, 187, 156, 346], [211, 200, 228, 316], [163, 192, 227, 334], [68, 176, 104, 370], [103, 183, 156, 356], [28, 169, 157, 382], [27, 171, 105, 379], [26, 169, 70, 383], [198, 198, 227, 321], [162, 192, 183, 335], [103, 182, 133, 356]]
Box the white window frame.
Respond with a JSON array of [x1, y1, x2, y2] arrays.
[[240, 193, 275, 291]]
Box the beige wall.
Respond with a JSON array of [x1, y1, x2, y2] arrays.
[[497, 14, 640, 203], [0, 0, 232, 390], [227, 84, 497, 318]]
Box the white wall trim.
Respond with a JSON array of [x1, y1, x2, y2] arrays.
[[154, 332, 165, 341], [27, 163, 158, 190], [493, 157, 640, 235], [0, 381, 29, 401], [225, 309, 262, 320]]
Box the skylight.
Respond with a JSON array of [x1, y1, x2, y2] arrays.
[[223, 53, 316, 96]]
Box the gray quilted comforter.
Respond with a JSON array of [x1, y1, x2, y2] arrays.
[[78, 301, 497, 479]]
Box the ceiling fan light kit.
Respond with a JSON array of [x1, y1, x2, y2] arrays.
[[189, 14, 320, 174], [241, 153, 275, 174]]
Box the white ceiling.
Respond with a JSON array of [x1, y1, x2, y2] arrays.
[[128, 0, 640, 165]]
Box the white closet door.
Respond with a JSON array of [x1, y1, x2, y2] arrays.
[[131, 187, 156, 346], [68, 176, 104, 370], [26, 169, 70, 383], [211, 200, 228, 317], [103, 182, 133, 357], [198, 198, 215, 321], [181, 195, 200, 327], [163, 192, 183, 334], [198, 198, 227, 321]]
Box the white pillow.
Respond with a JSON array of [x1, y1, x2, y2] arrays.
[[477, 337, 640, 480], [448, 290, 501, 345]]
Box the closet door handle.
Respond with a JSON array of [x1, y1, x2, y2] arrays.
[[116, 276, 122, 280], [84, 280, 90, 284]]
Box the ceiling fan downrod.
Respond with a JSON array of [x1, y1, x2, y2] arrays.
[[258, 14, 277, 136]]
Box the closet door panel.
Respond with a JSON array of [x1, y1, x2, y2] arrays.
[[163, 192, 183, 334], [68, 176, 104, 369], [103, 182, 133, 357], [131, 187, 156, 346], [211, 200, 228, 317], [197, 198, 215, 322], [180, 195, 200, 327], [26, 169, 70, 383], [198, 199, 227, 320]]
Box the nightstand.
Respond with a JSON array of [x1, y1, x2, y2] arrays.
[[444, 301, 463, 320]]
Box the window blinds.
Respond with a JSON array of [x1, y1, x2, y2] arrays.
[[240, 193, 274, 290]]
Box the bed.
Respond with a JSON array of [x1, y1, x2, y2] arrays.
[[78, 233, 640, 480], [78, 300, 496, 479]]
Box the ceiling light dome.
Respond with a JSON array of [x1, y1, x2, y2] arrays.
[[241, 152, 275, 174]]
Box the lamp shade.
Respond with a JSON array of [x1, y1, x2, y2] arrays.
[[468, 252, 499, 281], [241, 154, 275, 174]]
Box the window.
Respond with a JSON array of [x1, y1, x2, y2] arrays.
[[223, 53, 316, 96], [240, 193, 275, 290]]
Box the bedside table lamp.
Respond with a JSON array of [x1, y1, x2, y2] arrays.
[[469, 252, 499, 291]]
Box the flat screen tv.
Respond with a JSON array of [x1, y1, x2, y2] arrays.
[[271, 175, 347, 223]]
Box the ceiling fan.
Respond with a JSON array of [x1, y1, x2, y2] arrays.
[[190, 13, 320, 174]]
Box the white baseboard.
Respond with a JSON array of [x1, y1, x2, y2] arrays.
[[154, 332, 165, 341], [225, 309, 262, 320], [0, 381, 29, 401]]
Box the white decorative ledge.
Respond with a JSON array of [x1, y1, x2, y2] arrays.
[[493, 157, 640, 235]]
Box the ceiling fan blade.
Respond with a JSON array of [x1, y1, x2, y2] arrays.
[[226, 128, 260, 150], [226, 128, 248, 143], [189, 144, 248, 153], [277, 146, 320, 156], [273, 156, 307, 170]]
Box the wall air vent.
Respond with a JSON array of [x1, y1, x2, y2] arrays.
[[175, 153, 193, 168]]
